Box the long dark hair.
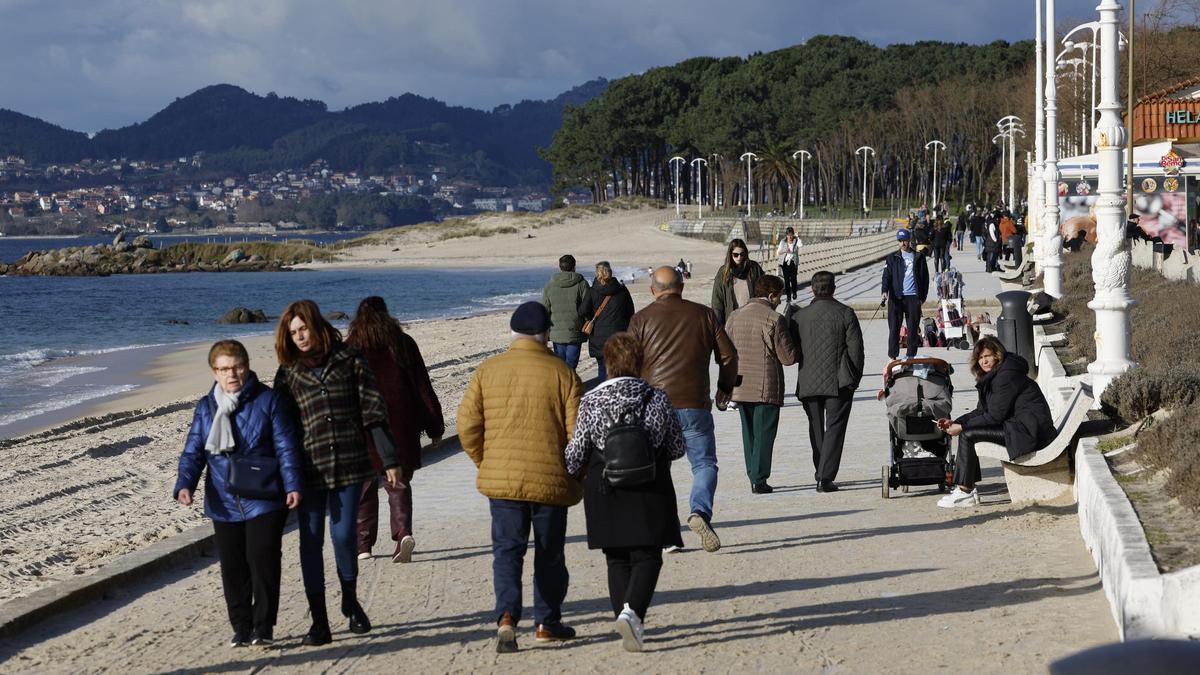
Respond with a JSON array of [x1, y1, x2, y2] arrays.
[[347, 296, 409, 367], [723, 238, 749, 284]]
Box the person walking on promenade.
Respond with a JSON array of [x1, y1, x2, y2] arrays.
[[628, 266, 738, 552], [564, 332, 687, 652], [969, 207, 986, 260], [273, 300, 401, 645], [955, 208, 968, 251], [984, 209, 1003, 273], [542, 254, 589, 370], [931, 220, 951, 274], [458, 301, 583, 653], [775, 227, 802, 303], [712, 238, 764, 325], [936, 337, 1054, 507], [578, 260, 635, 381], [998, 210, 1017, 264], [1011, 209, 1027, 267], [724, 275, 797, 494], [175, 340, 303, 648], [881, 229, 929, 362], [346, 296, 443, 564], [791, 272, 865, 492]]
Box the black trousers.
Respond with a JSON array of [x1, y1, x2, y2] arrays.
[[603, 546, 663, 621], [886, 295, 922, 359], [954, 426, 1006, 488], [985, 247, 1000, 273], [1011, 234, 1024, 266], [801, 388, 855, 482], [212, 508, 288, 634], [780, 261, 799, 301]]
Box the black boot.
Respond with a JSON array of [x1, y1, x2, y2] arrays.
[[301, 593, 332, 646], [340, 578, 371, 634]]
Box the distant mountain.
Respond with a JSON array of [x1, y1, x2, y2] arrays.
[[0, 79, 609, 186], [0, 110, 91, 164]]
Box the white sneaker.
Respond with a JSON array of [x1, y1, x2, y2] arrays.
[[614, 604, 644, 652], [937, 488, 980, 508], [664, 544, 684, 554], [357, 551, 371, 560]]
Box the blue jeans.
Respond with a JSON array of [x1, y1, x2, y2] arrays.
[[298, 483, 361, 595], [489, 498, 569, 626], [974, 236, 984, 259], [955, 229, 965, 250], [552, 342, 581, 370], [594, 355, 607, 381], [675, 408, 718, 520]]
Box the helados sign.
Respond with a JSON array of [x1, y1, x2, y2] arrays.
[[1164, 109, 1200, 124]]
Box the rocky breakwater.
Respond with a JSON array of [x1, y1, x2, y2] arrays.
[[0, 234, 326, 277]]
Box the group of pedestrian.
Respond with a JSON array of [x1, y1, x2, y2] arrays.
[[174, 296, 443, 649], [964, 201, 1026, 273]]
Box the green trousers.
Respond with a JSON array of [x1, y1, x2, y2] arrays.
[[737, 402, 780, 484]]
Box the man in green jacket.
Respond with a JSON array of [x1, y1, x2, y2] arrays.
[[541, 254, 589, 370], [789, 270, 865, 492]]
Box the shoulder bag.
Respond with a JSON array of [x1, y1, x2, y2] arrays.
[[581, 295, 611, 336]]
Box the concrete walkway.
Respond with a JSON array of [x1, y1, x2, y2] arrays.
[[0, 246, 1113, 673]]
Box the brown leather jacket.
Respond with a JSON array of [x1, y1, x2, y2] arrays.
[[627, 293, 738, 410]]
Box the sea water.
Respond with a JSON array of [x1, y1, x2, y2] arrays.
[[0, 264, 638, 438]]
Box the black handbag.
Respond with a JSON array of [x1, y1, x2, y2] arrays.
[[226, 453, 284, 500]]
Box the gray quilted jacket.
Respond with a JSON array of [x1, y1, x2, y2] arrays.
[[789, 298, 865, 399]]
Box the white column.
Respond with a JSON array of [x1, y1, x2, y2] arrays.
[[1042, 0, 1064, 297], [1031, 0, 1045, 269], [1087, 0, 1136, 401]]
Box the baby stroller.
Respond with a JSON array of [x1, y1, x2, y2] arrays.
[[879, 357, 954, 498], [935, 267, 970, 350]]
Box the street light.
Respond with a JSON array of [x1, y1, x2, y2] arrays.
[[1042, 0, 1064, 298], [691, 157, 707, 219], [924, 140, 945, 207], [1058, 57, 1087, 155], [709, 153, 723, 210], [998, 116, 1025, 210], [669, 156, 685, 217], [855, 146, 875, 217], [792, 149, 811, 219], [1087, 0, 1136, 400], [740, 152, 758, 218]]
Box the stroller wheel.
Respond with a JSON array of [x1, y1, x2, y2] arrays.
[[881, 465, 891, 499]]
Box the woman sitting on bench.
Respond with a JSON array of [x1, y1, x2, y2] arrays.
[[935, 336, 1055, 508]]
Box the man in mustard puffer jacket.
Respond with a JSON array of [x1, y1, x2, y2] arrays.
[[458, 301, 583, 654]]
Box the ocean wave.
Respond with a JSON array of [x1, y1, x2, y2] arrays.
[[0, 344, 165, 370], [471, 291, 541, 308], [25, 366, 107, 388], [0, 384, 138, 429]]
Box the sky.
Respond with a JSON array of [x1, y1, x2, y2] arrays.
[[0, 0, 1107, 133]]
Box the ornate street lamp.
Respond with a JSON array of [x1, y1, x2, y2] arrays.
[[669, 156, 685, 217], [740, 152, 758, 218], [792, 149, 811, 219], [924, 140, 945, 207], [855, 146, 875, 217], [691, 157, 707, 219]]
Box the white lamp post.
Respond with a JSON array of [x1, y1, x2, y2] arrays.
[[855, 146, 874, 217], [669, 156, 685, 217], [691, 157, 707, 219], [792, 149, 810, 219], [1058, 57, 1087, 155], [1031, 0, 1046, 269], [924, 140, 945, 207], [1042, 0, 1065, 298], [710, 153, 723, 210], [998, 117, 1026, 210], [992, 132, 1007, 204], [1087, 0, 1136, 401], [740, 152, 758, 218], [1062, 21, 1101, 151]]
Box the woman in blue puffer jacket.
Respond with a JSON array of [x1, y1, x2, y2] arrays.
[[174, 339, 303, 648]]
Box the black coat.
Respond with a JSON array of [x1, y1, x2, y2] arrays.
[[932, 226, 950, 248], [578, 278, 635, 358], [882, 249, 930, 302], [583, 448, 684, 549], [955, 355, 1056, 459]]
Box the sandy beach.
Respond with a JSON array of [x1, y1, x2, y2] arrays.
[[0, 204, 731, 602]]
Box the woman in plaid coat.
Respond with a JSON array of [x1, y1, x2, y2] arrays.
[[274, 299, 401, 646]]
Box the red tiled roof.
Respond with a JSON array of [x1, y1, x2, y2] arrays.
[[1137, 74, 1200, 105]]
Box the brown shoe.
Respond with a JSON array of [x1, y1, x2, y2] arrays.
[[496, 611, 518, 653]]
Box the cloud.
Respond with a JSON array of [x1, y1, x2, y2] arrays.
[[0, 0, 1104, 132]]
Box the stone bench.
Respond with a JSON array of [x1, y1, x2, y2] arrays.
[[994, 257, 1033, 283], [974, 382, 1093, 503]]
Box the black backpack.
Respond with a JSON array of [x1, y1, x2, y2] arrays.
[[600, 389, 658, 488]]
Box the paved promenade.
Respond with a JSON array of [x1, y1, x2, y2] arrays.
[[0, 248, 1115, 673]]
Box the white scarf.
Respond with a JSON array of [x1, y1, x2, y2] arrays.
[[204, 384, 239, 454]]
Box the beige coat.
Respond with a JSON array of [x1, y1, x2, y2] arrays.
[[458, 338, 583, 506], [725, 298, 798, 405]]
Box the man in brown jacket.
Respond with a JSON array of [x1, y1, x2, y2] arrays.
[[458, 301, 583, 653], [725, 275, 798, 494], [628, 266, 737, 552]]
